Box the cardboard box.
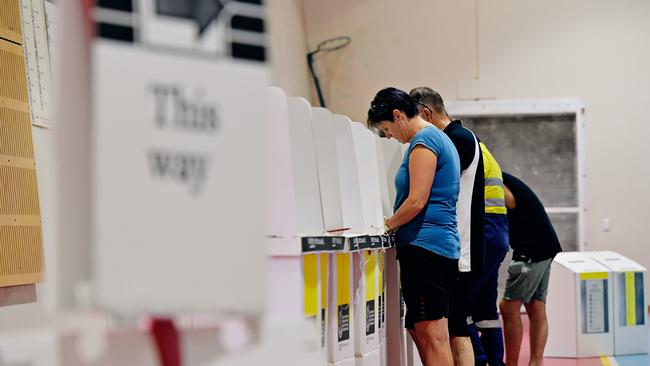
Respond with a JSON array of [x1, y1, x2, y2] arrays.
[[546, 252, 614, 357], [353, 251, 380, 356], [327, 253, 355, 362], [586, 251, 648, 355]]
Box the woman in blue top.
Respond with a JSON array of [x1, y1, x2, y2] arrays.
[[368, 87, 461, 366]]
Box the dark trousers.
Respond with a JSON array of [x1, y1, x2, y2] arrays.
[[468, 245, 508, 366]]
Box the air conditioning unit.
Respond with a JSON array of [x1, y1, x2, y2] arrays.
[[447, 99, 587, 252]]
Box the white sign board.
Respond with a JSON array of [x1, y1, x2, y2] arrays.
[[92, 40, 269, 315]]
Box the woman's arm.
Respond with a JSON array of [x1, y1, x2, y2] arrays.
[[386, 145, 437, 231]]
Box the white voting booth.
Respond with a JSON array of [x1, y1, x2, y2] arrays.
[[312, 107, 346, 233], [546, 252, 615, 358], [586, 251, 648, 356], [351, 122, 384, 235]]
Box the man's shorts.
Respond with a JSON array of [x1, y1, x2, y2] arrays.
[[503, 258, 553, 303], [397, 244, 458, 330], [448, 271, 472, 337]]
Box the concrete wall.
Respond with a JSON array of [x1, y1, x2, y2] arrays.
[[300, 0, 650, 276]]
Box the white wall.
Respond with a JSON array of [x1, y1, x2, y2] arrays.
[[301, 0, 650, 276], [267, 0, 312, 102]]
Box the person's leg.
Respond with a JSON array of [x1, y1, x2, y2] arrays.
[[524, 301, 548, 366], [409, 328, 427, 362], [414, 318, 454, 366], [468, 322, 488, 366], [448, 273, 474, 366], [472, 247, 508, 366], [524, 259, 553, 366], [500, 299, 524, 366], [450, 336, 474, 366]]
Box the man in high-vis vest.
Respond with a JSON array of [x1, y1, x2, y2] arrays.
[[468, 143, 509, 366]]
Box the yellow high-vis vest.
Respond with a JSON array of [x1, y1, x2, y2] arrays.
[[480, 143, 507, 215]]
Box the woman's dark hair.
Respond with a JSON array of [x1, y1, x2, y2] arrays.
[[367, 87, 418, 127]]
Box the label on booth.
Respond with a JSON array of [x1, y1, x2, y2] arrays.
[[320, 254, 328, 348], [336, 254, 351, 343], [378, 251, 385, 328], [580, 272, 609, 334], [365, 251, 377, 336], [303, 254, 318, 319]]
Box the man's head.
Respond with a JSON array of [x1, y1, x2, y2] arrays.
[[409, 87, 448, 125], [367, 87, 418, 142]]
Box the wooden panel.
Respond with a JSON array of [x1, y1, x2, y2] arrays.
[[0, 106, 34, 159], [0, 226, 43, 287], [0, 41, 29, 103], [0, 0, 23, 44], [0, 38, 43, 287]]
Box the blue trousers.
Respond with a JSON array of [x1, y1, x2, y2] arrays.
[[468, 245, 508, 366]]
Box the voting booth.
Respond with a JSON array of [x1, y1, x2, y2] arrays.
[[586, 251, 648, 356], [546, 252, 614, 358]]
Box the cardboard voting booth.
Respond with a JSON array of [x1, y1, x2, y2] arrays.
[[287, 97, 326, 236], [351, 123, 384, 234], [266, 87, 297, 243], [586, 251, 648, 355], [546, 252, 614, 358], [374, 137, 392, 220], [311, 108, 345, 232], [332, 115, 365, 235]]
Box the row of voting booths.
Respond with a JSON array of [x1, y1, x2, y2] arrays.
[[265, 87, 416, 366], [266, 85, 650, 364], [547, 251, 648, 358]]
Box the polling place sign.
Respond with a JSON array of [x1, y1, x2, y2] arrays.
[[91, 39, 269, 315]]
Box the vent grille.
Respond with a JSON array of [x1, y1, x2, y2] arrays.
[[463, 114, 577, 208], [548, 212, 579, 252], [0, 0, 23, 44], [0, 42, 29, 103]]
